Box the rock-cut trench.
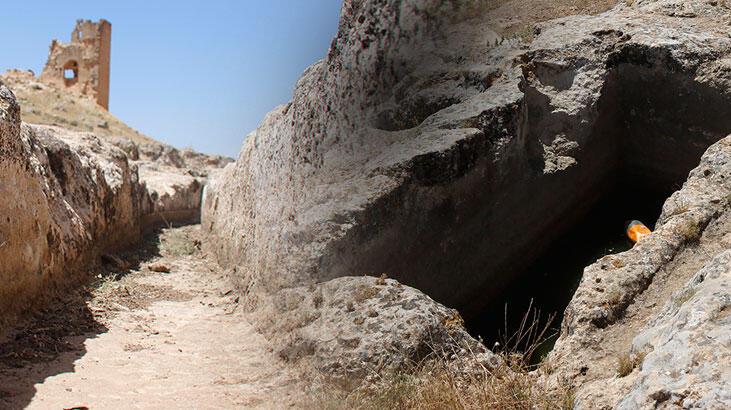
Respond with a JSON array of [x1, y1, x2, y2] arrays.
[[468, 53, 731, 354], [326, 46, 731, 359]]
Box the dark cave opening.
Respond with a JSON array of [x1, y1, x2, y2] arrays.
[[458, 61, 731, 360], [464, 175, 674, 362]]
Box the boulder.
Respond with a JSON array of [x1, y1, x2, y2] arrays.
[[258, 276, 495, 390]]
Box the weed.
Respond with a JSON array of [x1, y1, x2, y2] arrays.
[[616, 353, 634, 377], [611, 258, 626, 269], [352, 284, 379, 303], [160, 228, 200, 257], [313, 292, 324, 309], [607, 290, 623, 306]]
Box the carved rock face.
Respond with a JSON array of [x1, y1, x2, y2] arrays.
[[203, 0, 731, 396]]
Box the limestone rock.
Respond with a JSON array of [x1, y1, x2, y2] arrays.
[[257, 276, 496, 389], [0, 83, 141, 323], [618, 250, 731, 409], [550, 135, 731, 408], [109, 137, 232, 176], [139, 165, 203, 228], [203, 0, 521, 317]]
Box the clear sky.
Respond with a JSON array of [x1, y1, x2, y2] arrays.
[[0, 0, 343, 157]]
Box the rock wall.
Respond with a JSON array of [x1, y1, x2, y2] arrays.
[[0, 84, 135, 323], [547, 134, 731, 408], [203, 0, 515, 315], [0, 82, 215, 326]]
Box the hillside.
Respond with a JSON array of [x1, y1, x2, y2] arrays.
[[2, 69, 231, 175], [2, 69, 153, 144]]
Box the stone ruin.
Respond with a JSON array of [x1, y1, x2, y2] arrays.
[[40, 19, 111, 110]]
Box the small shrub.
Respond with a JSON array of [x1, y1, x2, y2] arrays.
[[160, 229, 200, 256], [607, 290, 623, 307], [353, 284, 379, 303], [313, 292, 324, 308], [616, 353, 634, 377]]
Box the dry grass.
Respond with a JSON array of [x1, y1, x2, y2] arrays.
[[310, 304, 574, 409], [616, 353, 634, 377], [676, 218, 702, 243], [159, 228, 201, 257], [314, 358, 574, 410], [616, 351, 646, 377], [352, 283, 380, 303]]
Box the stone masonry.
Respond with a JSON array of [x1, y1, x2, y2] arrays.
[[40, 19, 111, 109]]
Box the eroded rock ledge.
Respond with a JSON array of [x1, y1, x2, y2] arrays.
[[0, 83, 220, 326]]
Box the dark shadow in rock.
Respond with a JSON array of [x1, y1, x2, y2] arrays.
[[465, 177, 672, 364]]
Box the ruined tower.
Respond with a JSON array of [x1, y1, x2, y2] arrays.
[[40, 19, 111, 110]]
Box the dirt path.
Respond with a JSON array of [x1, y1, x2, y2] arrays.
[[0, 225, 302, 410]]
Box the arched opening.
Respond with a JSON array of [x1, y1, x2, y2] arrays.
[[62, 60, 79, 87]]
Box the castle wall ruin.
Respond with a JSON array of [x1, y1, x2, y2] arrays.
[[40, 19, 111, 110]]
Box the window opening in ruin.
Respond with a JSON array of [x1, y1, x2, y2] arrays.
[[62, 60, 79, 87]]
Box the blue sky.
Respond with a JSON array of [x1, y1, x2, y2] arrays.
[[0, 0, 343, 157]]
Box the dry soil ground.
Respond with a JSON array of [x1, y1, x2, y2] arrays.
[[0, 226, 303, 410]]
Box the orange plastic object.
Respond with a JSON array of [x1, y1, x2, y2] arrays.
[[626, 220, 652, 243]]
